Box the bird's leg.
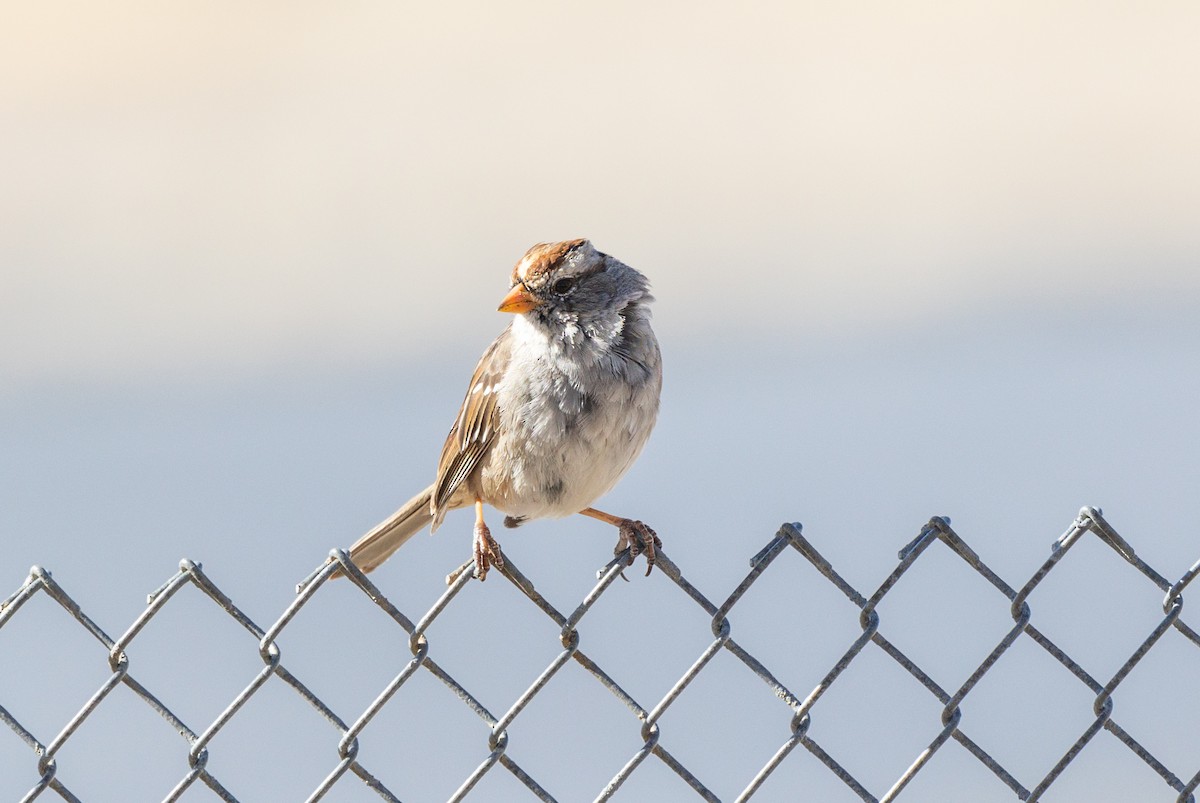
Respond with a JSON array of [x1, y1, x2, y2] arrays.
[[472, 499, 504, 580], [580, 507, 661, 576]]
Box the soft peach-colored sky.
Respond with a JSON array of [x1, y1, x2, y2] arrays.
[[3, 2, 1197, 387]]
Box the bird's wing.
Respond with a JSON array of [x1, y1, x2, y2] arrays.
[[430, 330, 509, 527]]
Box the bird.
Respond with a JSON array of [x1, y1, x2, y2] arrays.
[[346, 239, 662, 581]]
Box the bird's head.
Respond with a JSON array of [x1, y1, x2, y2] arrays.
[[498, 239, 651, 326]]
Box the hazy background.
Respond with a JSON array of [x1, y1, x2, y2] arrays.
[[2, 3, 1198, 801]]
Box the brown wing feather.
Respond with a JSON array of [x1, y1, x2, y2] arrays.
[[430, 331, 509, 528]]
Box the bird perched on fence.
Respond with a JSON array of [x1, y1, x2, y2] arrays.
[[347, 239, 663, 580]]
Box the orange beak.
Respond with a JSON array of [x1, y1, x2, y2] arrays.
[[498, 283, 542, 314]]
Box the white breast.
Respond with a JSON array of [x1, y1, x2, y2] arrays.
[[480, 313, 661, 520]]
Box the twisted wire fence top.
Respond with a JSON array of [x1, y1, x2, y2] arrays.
[[2, 506, 1197, 802]]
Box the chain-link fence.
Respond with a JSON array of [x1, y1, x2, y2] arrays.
[[2, 506, 1197, 802]]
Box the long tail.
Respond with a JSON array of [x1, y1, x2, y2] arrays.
[[346, 483, 435, 574]]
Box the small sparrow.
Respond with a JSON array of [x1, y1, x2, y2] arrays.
[[347, 239, 662, 580]]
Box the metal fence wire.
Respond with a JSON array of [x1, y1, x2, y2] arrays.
[[2, 506, 1198, 802]]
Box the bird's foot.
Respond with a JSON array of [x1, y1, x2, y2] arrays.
[[473, 520, 504, 581], [614, 519, 662, 576]]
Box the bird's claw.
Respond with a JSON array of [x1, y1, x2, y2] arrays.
[[613, 519, 661, 576], [473, 521, 504, 581]]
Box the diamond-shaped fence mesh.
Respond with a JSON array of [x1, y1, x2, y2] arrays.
[[2, 506, 1197, 802]]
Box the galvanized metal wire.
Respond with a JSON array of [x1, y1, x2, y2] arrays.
[[2, 507, 1197, 801]]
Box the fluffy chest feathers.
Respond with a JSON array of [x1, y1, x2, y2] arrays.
[[482, 309, 661, 518]]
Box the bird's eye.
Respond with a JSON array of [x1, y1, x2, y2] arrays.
[[552, 277, 575, 295]]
